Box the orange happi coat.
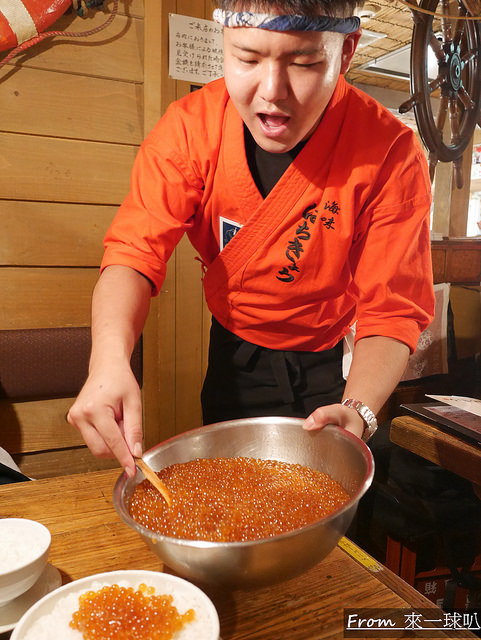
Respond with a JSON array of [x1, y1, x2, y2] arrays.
[[102, 76, 435, 353]]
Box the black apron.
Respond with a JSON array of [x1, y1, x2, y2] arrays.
[[201, 317, 344, 424]]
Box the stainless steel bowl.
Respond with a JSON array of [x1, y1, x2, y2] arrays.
[[113, 417, 374, 590]]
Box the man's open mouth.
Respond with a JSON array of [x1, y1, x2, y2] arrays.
[[259, 113, 290, 128]]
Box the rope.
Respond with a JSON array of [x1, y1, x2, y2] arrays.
[[0, 0, 119, 71], [397, 0, 481, 20]]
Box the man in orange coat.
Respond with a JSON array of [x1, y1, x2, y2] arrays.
[[68, 0, 435, 478]]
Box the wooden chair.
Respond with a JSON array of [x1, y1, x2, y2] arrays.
[[0, 326, 141, 478]]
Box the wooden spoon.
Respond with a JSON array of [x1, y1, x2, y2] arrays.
[[135, 457, 172, 507]]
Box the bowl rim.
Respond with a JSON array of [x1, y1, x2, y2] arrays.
[[113, 418, 374, 548], [0, 518, 51, 577]]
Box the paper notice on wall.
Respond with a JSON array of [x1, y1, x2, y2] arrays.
[[169, 14, 224, 84]]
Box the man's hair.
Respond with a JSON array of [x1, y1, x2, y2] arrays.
[[214, 1, 365, 18]]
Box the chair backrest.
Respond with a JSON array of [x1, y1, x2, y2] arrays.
[[0, 327, 142, 401], [0, 326, 142, 478]]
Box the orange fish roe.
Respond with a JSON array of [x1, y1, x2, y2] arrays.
[[69, 583, 195, 640], [129, 457, 350, 542]]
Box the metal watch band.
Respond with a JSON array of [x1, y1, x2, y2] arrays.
[[341, 398, 378, 442]]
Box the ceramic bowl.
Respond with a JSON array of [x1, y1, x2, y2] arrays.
[[0, 518, 51, 606], [11, 570, 219, 640]]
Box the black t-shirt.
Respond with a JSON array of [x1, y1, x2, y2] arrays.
[[244, 125, 307, 198]]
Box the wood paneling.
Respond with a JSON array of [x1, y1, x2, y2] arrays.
[[170, 0, 212, 434], [144, 0, 174, 129], [0, 267, 97, 329], [0, 1, 148, 479], [431, 245, 447, 284], [0, 0, 213, 480], [175, 236, 205, 433], [12, 448, 120, 479], [2, 397, 83, 454], [0, 201, 115, 266], [202, 298, 212, 381], [432, 239, 481, 284], [0, 67, 143, 144], [139, 0, 177, 453], [0, 132, 136, 204], [111, 0, 145, 18], [1, 12, 144, 83]]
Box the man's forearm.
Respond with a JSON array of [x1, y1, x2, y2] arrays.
[[89, 265, 152, 370], [343, 335, 410, 415]]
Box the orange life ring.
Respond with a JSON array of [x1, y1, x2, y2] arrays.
[[0, 0, 72, 52]]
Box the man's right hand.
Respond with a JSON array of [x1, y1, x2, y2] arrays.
[[67, 264, 152, 477], [67, 359, 143, 478]]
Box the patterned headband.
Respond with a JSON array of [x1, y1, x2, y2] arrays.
[[213, 9, 361, 33]]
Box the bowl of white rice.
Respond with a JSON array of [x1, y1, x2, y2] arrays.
[[0, 518, 51, 606], [11, 569, 220, 640]]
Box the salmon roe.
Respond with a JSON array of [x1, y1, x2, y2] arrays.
[[129, 457, 350, 542], [69, 583, 195, 640]]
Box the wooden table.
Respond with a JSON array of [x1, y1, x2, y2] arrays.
[[0, 469, 476, 639], [390, 414, 481, 487]]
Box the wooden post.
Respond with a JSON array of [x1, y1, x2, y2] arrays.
[[141, 0, 215, 445], [142, 0, 178, 449], [432, 135, 473, 239], [449, 140, 473, 237], [432, 160, 452, 238]]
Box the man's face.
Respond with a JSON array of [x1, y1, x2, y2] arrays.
[[223, 23, 360, 153]]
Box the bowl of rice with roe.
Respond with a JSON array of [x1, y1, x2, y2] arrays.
[[11, 570, 219, 640], [113, 417, 374, 589]]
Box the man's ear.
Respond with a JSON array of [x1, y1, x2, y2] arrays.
[[340, 29, 362, 74]]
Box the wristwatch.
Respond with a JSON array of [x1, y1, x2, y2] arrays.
[[341, 398, 378, 442]]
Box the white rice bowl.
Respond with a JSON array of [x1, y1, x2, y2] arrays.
[[0, 518, 51, 606], [11, 570, 220, 640], [0, 519, 50, 574]]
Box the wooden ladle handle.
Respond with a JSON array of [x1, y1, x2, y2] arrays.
[[134, 457, 172, 507]]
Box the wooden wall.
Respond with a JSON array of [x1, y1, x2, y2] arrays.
[[158, 0, 213, 441], [1, 1, 478, 480], [0, 0, 211, 478]]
